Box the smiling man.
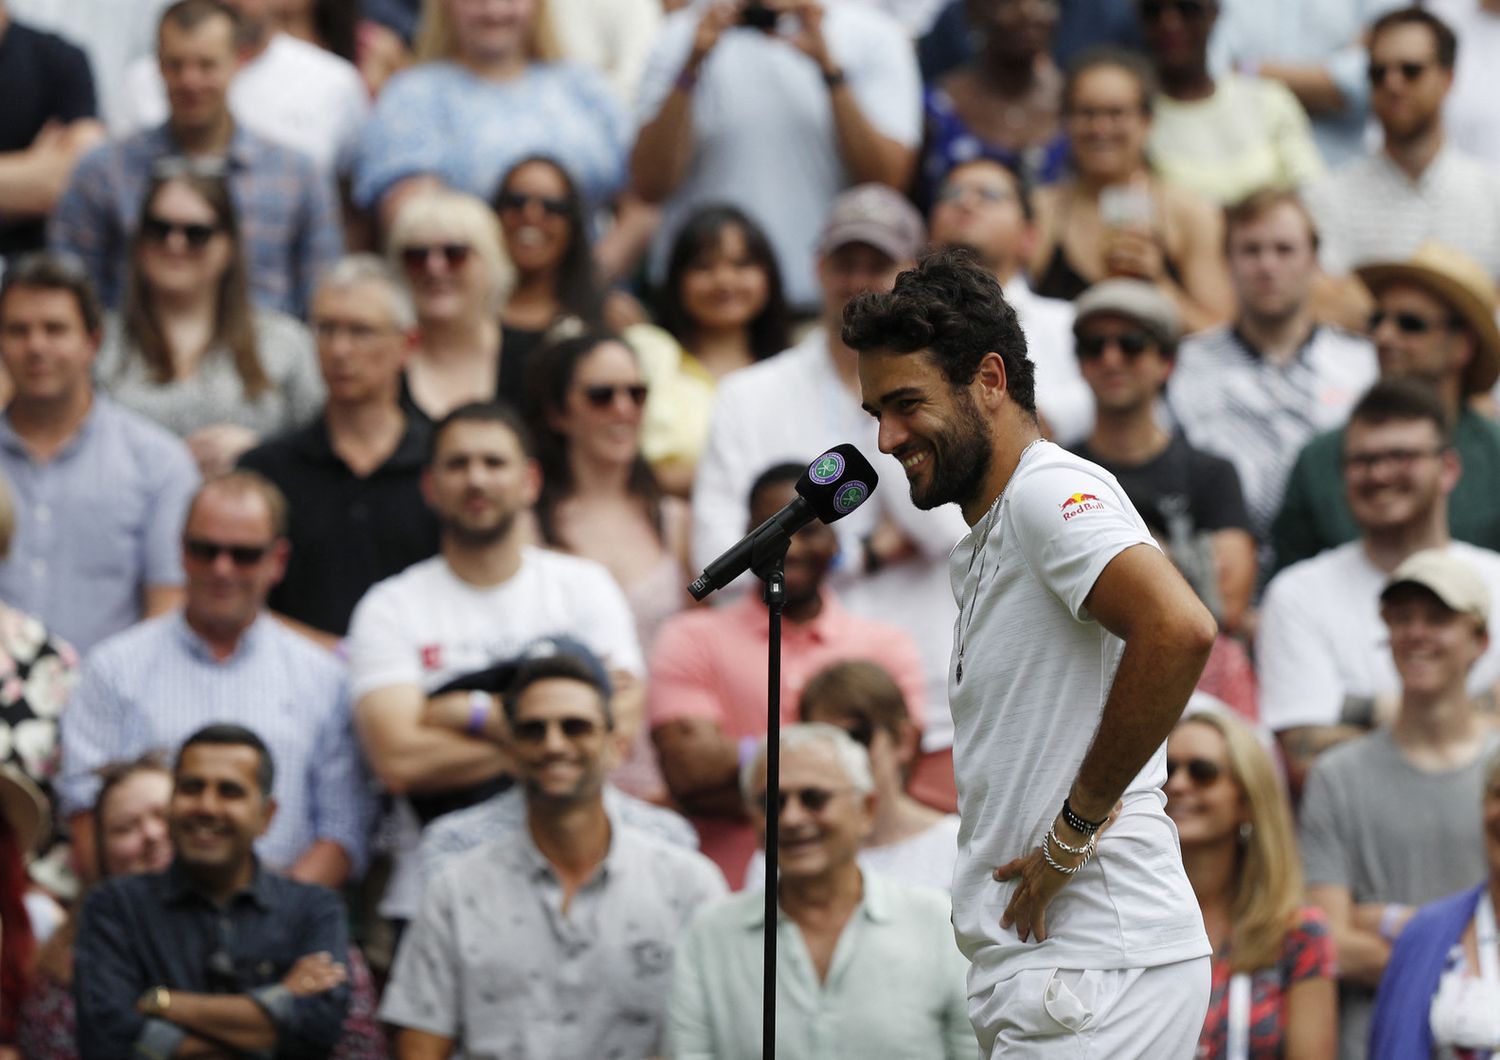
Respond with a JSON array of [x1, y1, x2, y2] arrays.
[[380, 646, 725, 1060], [667, 723, 970, 1059], [74, 725, 353, 1059], [57, 472, 369, 886], [845, 248, 1214, 1057]]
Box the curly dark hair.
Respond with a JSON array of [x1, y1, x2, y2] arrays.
[[840, 247, 1035, 413]]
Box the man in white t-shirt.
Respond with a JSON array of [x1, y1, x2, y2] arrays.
[[1257, 377, 1500, 795], [847, 249, 1215, 1056], [346, 402, 645, 923], [117, 0, 368, 175]]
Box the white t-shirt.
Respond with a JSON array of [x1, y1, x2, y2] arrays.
[[1256, 539, 1500, 732], [119, 33, 368, 174], [949, 442, 1209, 1000], [347, 547, 645, 918]]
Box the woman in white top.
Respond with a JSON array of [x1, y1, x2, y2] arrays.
[[98, 170, 323, 475]]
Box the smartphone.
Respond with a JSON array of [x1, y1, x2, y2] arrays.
[[1099, 184, 1154, 229], [740, 2, 778, 30]]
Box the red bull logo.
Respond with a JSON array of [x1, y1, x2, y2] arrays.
[[1058, 492, 1106, 521]]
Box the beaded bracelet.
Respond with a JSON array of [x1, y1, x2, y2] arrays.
[[1062, 797, 1107, 835]]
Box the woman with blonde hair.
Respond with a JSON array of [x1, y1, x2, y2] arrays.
[[387, 187, 517, 421], [1166, 710, 1336, 1059], [353, 0, 629, 231]]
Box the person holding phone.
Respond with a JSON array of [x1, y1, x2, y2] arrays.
[[1029, 47, 1233, 332]]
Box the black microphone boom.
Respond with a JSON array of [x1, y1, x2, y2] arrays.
[[688, 443, 879, 601]]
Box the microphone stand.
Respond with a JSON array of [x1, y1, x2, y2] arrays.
[[751, 544, 788, 1060]]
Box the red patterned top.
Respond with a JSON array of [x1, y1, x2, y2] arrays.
[[1196, 906, 1336, 1059]]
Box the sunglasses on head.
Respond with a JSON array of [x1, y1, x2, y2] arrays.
[[496, 191, 569, 217], [184, 537, 273, 566], [1367, 61, 1432, 86], [1165, 756, 1223, 786], [512, 716, 601, 743], [142, 215, 220, 248], [400, 243, 472, 271], [760, 787, 847, 815], [1140, 0, 1209, 22], [1368, 309, 1458, 336], [582, 383, 649, 409], [1076, 329, 1155, 361]]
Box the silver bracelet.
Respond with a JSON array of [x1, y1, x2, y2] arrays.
[[1041, 830, 1096, 876], [1047, 824, 1094, 857]]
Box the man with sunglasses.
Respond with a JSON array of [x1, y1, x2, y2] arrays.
[[345, 402, 645, 928], [1272, 240, 1500, 575], [1298, 550, 1500, 1059], [1259, 377, 1500, 796], [381, 646, 725, 1060], [1070, 279, 1256, 634], [667, 723, 971, 1058], [1305, 7, 1500, 285], [58, 472, 371, 886], [75, 724, 353, 1059]]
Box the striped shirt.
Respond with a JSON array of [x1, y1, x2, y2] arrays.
[[1168, 324, 1377, 539], [48, 122, 342, 316], [57, 612, 372, 871], [1304, 144, 1500, 280]]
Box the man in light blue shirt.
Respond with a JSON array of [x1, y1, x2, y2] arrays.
[[58, 471, 370, 886], [0, 251, 197, 653], [667, 723, 972, 1059]]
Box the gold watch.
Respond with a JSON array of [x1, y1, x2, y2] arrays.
[[138, 985, 172, 1017]]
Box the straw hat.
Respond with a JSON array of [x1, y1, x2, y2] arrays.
[[1356, 241, 1500, 395], [0, 762, 49, 857]]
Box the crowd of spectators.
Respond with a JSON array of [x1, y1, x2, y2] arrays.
[[2, 0, 1500, 1056]]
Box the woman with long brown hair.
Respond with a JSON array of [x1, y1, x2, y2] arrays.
[[98, 170, 323, 475]]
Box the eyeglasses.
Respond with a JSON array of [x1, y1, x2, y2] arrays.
[[934, 183, 1017, 207], [495, 191, 569, 217], [142, 215, 220, 248], [1066, 104, 1142, 123], [184, 537, 274, 566], [1342, 446, 1447, 474], [1165, 757, 1222, 786], [758, 787, 850, 815], [1367, 309, 1459, 335], [312, 319, 400, 345], [1140, 0, 1209, 22], [399, 243, 472, 271], [1076, 330, 1155, 361], [511, 717, 601, 743], [582, 383, 649, 408], [1368, 61, 1434, 86]]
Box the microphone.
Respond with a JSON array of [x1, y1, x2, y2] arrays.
[[689, 444, 879, 601]]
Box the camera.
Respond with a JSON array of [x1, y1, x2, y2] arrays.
[[740, 2, 778, 30]]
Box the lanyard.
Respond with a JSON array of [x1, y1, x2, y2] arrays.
[[1226, 972, 1251, 1060]]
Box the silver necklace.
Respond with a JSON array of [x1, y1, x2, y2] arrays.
[[956, 438, 1045, 685]]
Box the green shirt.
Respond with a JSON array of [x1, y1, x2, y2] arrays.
[[1271, 408, 1500, 576]]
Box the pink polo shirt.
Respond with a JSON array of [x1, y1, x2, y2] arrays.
[[647, 589, 926, 884]]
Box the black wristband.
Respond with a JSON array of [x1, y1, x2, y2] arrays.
[[822, 67, 846, 89], [1062, 797, 1106, 835]]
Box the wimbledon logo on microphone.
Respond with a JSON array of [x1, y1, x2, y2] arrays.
[[809, 452, 846, 484], [834, 481, 869, 514]]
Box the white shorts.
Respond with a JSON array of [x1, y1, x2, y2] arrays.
[[970, 957, 1211, 1058]]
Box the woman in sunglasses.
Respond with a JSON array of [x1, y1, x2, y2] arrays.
[[1370, 748, 1500, 1059], [97, 173, 324, 476], [523, 332, 689, 800], [631, 204, 791, 496], [387, 187, 516, 421], [17, 754, 387, 1060], [1165, 710, 1336, 1059], [1029, 47, 1233, 332], [494, 156, 606, 399]]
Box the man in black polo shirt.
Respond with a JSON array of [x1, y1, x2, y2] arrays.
[[241, 255, 439, 646], [74, 724, 351, 1058], [0, 0, 104, 263]]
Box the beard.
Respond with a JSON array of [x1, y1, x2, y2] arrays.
[[910, 390, 994, 512], [441, 508, 518, 548]]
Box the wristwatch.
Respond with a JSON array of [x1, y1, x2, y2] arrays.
[[138, 985, 172, 1018]]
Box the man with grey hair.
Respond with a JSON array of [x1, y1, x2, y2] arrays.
[[667, 723, 972, 1059], [240, 254, 438, 645]]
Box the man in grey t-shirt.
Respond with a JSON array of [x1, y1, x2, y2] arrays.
[[1301, 549, 1500, 1060]]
